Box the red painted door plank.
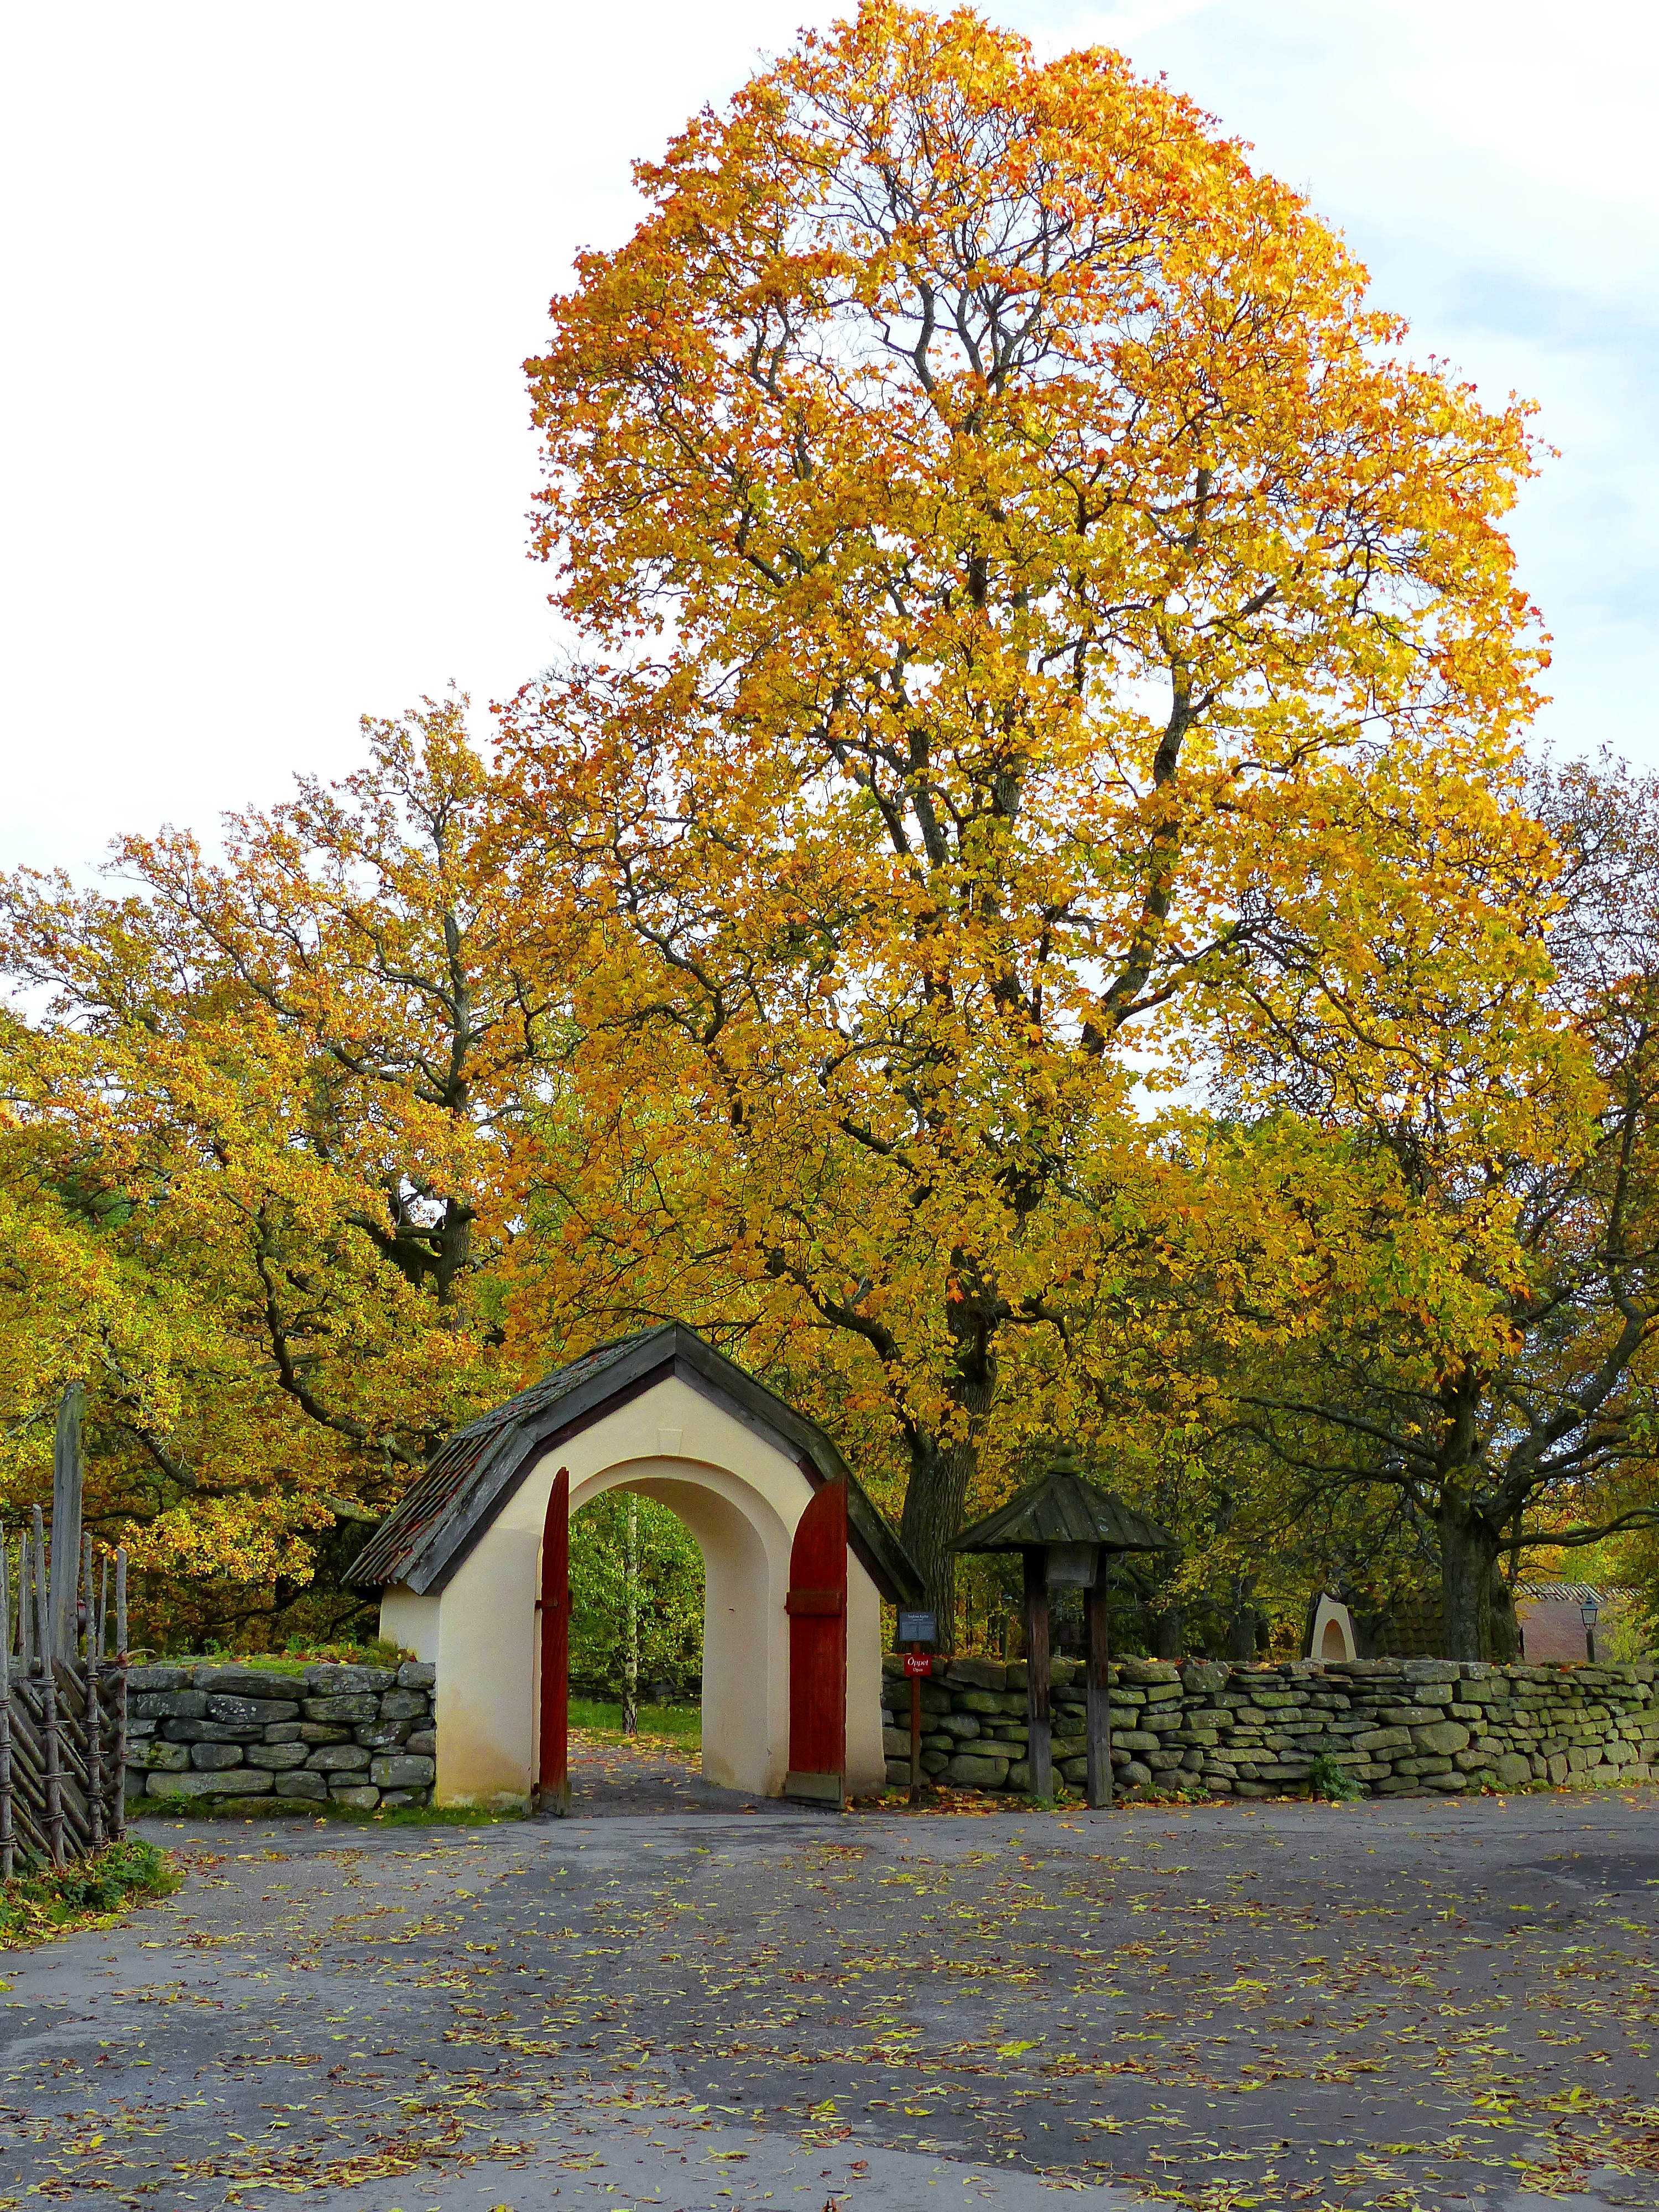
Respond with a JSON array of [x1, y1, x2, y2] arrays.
[[787, 1480, 847, 1801], [537, 1465, 571, 1815]]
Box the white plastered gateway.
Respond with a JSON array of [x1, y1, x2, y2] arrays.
[[352, 1327, 921, 1809], [1309, 1593, 1358, 1663]]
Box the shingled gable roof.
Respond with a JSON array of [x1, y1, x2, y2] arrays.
[[347, 1323, 922, 1605], [950, 1446, 1178, 1557]]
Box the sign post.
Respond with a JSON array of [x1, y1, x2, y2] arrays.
[[898, 1609, 936, 1806]]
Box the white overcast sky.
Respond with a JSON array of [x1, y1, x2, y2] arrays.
[[2, 1, 1654, 873]]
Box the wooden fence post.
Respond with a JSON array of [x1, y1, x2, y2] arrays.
[[1022, 1549, 1054, 1801], [97, 1554, 114, 1843], [18, 1526, 33, 1674], [49, 1384, 84, 1663], [1, 1531, 13, 1881], [112, 1550, 128, 1841], [31, 1507, 65, 1869], [0, 1525, 129, 1870], [1085, 1562, 1113, 1809], [82, 1533, 104, 1851]]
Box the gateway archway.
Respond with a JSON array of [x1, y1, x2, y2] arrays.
[[350, 1326, 921, 1809]]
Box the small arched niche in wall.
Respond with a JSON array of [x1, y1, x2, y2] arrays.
[[1309, 1592, 1358, 1663]]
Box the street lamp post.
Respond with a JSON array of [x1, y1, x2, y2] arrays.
[[1580, 1595, 1600, 1665]]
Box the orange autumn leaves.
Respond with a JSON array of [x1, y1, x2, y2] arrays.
[[0, 701, 533, 1640], [0, 4, 1592, 1636], [500, 3, 1572, 1609]]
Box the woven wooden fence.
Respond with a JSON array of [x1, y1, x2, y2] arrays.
[[1, 1511, 128, 1876]]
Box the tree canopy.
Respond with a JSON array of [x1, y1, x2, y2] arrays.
[[0, 700, 534, 1645], [500, 0, 1563, 1621], [1217, 759, 1659, 1655], [2, 4, 1652, 1665]]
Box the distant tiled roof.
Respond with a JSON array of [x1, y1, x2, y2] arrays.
[[347, 1323, 921, 1605], [1517, 1584, 1625, 1606]]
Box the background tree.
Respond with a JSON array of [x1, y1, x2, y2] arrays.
[[0, 698, 542, 1645], [567, 1491, 705, 1702], [1217, 757, 1659, 1658]]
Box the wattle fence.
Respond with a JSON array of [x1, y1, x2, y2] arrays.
[[1, 1509, 129, 1875]]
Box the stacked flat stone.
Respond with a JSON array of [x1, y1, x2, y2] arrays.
[[123, 1661, 436, 1814], [880, 1653, 1659, 1798]]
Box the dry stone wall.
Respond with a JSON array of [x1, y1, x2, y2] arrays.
[[124, 1662, 435, 1814], [881, 1652, 1659, 1797], [119, 1650, 1658, 1814]]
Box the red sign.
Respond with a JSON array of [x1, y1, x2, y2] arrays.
[[902, 1653, 932, 1678]]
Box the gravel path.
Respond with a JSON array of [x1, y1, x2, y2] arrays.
[[3, 1766, 1657, 2211]]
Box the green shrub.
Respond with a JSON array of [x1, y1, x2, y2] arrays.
[[1, 1836, 178, 1948], [1308, 1751, 1363, 1801]]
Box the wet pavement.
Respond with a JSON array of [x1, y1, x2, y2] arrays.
[[2, 1752, 1657, 2210], [563, 1728, 802, 1819]]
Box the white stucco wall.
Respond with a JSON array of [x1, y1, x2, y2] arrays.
[[379, 1587, 439, 1663], [389, 1374, 886, 1809], [846, 1541, 884, 1796]]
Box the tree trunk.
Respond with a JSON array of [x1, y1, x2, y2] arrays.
[[1225, 1577, 1258, 1662], [1150, 1604, 1185, 1661], [622, 1494, 639, 1735], [899, 1431, 977, 1643], [897, 1305, 998, 1645], [1488, 1562, 1522, 1662], [1439, 1495, 1499, 1661]]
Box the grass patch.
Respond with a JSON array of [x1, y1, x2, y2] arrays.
[[131, 1637, 409, 1673], [134, 1792, 528, 1828], [327, 1799, 529, 1829], [0, 1837, 179, 1952], [273, 1637, 408, 1669], [570, 1697, 701, 1743]]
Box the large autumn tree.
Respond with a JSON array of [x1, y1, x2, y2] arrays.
[[500, 0, 1559, 1621]]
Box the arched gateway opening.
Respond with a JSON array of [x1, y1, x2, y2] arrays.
[[348, 1327, 921, 1810]]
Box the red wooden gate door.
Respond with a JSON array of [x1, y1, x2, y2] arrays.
[[785, 1479, 848, 1806], [536, 1465, 571, 1816]]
